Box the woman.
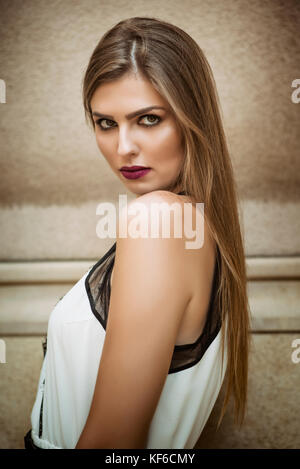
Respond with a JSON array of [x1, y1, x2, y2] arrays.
[[25, 16, 251, 449]]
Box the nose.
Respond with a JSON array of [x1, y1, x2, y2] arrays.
[[117, 126, 139, 156]]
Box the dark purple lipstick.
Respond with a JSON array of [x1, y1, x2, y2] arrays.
[[120, 166, 151, 180]]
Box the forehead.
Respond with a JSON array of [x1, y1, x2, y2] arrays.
[[90, 73, 169, 111]]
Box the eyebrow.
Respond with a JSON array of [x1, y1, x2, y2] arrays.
[[92, 105, 167, 120]]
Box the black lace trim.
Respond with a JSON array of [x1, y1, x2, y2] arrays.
[[85, 239, 222, 374]]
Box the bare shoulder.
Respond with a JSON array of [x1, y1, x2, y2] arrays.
[[116, 190, 196, 278], [119, 190, 198, 242], [112, 191, 199, 327], [122, 190, 186, 216], [117, 189, 215, 271], [116, 190, 192, 286], [115, 188, 216, 305]]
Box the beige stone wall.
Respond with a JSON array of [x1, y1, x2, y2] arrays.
[[0, 337, 44, 449], [0, 0, 299, 450], [197, 333, 300, 449]]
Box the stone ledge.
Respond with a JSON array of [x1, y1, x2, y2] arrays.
[[246, 257, 300, 279], [0, 261, 94, 284], [0, 257, 299, 284], [0, 279, 299, 335]]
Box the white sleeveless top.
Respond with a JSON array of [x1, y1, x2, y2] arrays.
[[29, 242, 228, 449]]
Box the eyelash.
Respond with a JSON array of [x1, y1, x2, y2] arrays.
[[95, 114, 161, 131]]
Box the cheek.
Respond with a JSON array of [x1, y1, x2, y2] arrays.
[[154, 127, 183, 164], [95, 134, 112, 160]]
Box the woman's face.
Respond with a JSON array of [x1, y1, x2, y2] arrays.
[[90, 73, 185, 196]]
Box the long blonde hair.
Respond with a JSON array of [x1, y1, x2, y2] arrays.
[[82, 16, 252, 429]]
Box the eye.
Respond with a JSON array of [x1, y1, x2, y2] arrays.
[[95, 118, 116, 130], [139, 114, 161, 126]]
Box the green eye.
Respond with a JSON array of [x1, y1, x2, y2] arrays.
[[96, 118, 116, 130], [139, 114, 161, 126]]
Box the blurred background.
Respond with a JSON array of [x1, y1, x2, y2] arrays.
[[0, 0, 299, 449]]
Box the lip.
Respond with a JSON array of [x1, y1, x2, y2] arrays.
[[120, 168, 151, 180], [120, 166, 150, 171]]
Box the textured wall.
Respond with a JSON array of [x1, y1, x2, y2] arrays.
[[0, 0, 299, 258]]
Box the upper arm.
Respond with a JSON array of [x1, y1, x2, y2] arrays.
[[76, 192, 192, 448]]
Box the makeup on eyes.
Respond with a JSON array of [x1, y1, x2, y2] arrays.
[[95, 114, 162, 130]]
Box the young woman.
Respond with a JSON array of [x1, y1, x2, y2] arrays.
[[25, 16, 251, 449]]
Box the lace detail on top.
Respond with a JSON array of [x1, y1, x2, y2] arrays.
[[85, 242, 222, 374]]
